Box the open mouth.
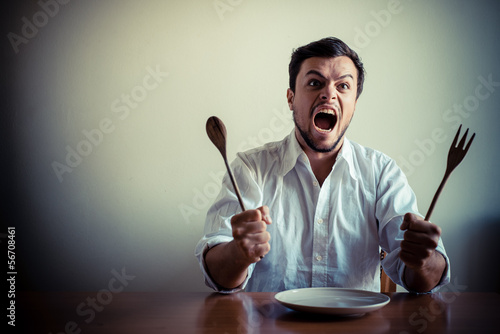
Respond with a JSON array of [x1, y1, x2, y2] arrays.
[[313, 110, 337, 132]]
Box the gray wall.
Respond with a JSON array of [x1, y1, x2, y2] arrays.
[[3, 0, 499, 292]]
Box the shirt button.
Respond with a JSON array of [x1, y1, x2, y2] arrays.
[[316, 255, 323, 261], [313, 181, 318, 187], [317, 218, 323, 224]]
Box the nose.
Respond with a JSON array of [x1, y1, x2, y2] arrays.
[[320, 83, 337, 100]]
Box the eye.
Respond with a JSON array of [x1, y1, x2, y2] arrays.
[[338, 83, 350, 90], [308, 79, 322, 87]]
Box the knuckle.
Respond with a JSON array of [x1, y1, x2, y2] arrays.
[[429, 223, 441, 235], [249, 209, 261, 221], [230, 213, 241, 225], [232, 226, 243, 238], [429, 238, 439, 249], [259, 220, 267, 230], [238, 238, 249, 251]]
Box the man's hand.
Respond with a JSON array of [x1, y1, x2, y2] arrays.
[[230, 205, 272, 265], [204, 205, 272, 290], [399, 213, 441, 269], [399, 213, 447, 292]]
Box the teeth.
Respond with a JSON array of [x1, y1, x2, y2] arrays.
[[318, 108, 335, 114]]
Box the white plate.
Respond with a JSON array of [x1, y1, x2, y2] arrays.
[[274, 287, 390, 316]]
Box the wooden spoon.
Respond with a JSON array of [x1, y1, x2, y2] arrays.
[[206, 116, 246, 211]]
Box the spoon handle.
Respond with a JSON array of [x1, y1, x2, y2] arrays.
[[224, 158, 246, 211]]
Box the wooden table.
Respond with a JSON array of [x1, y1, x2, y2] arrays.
[[15, 291, 500, 333]]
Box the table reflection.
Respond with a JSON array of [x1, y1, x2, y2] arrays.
[[15, 291, 500, 333], [198, 293, 269, 333], [388, 292, 450, 333], [198, 292, 394, 333]]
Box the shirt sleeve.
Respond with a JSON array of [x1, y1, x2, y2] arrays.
[[194, 154, 262, 293], [196, 239, 256, 294], [376, 159, 451, 293]]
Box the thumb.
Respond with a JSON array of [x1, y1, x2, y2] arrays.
[[257, 205, 272, 225], [400, 213, 413, 230]]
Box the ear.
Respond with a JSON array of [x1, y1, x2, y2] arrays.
[[286, 88, 294, 110]]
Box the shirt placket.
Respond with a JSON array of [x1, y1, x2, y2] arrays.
[[311, 176, 331, 287]]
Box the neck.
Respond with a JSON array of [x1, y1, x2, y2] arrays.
[[298, 137, 344, 186]]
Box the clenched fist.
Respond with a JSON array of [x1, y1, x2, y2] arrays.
[[230, 205, 272, 264]]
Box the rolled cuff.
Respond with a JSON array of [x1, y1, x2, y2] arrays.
[[383, 239, 451, 294], [195, 236, 255, 294]]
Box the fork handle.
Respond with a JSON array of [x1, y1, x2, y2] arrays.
[[425, 172, 451, 221]]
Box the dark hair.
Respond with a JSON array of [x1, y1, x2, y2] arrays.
[[288, 37, 365, 99]]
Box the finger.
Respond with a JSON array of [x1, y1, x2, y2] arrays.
[[407, 221, 442, 236], [231, 209, 263, 226], [399, 249, 428, 268], [401, 213, 441, 235], [257, 205, 272, 225], [400, 239, 437, 257], [236, 234, 271, 262], [400, 212, 418, 230], [233, 220, 268, 238], [245, 231, 271, 245], [255, 241, 271, 258], [403, 230, 440, 248]]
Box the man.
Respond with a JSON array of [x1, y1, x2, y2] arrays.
[[195, 37, 449, 293]]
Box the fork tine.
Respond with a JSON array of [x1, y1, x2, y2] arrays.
[[464, 132, 476, 153], [451, 124, 462, 148], [458, 128, 470, 149]]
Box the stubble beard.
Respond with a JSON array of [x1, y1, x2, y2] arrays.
[[292, 107, 350, 153]]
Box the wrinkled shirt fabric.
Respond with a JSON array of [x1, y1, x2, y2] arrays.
[[195, 131, 450, 293]]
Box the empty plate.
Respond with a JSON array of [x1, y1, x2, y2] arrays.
[[274, 287, 390, 316]]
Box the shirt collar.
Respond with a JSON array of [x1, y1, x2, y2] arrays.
[[279, 130, 304, 176], [336, 138, 358, 181], [279, 130, 358, 181]]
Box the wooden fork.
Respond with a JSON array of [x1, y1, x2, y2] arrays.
[[425, 125, 475, 221]]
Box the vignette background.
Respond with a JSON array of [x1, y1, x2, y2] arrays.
[[2, 0, 499, 298]]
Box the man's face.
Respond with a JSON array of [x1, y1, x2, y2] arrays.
[[287, 56, 358, 154]]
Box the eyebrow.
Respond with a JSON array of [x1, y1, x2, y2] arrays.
[[305, 70, 354, 81]]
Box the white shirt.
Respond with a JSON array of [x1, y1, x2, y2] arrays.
[[195, 131, 450, 293]]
